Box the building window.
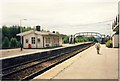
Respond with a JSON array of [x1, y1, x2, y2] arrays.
[[31, 37, 35, 44], [38, 38, 40, 42], [54, 37, 59, 43], [57, 37, 59, 43], [26, 39, 28, 43], [46, 37, 50, 43], [53, 37, 55, 43]]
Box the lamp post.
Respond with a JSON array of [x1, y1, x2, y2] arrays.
[[20, 19, 27, 51]]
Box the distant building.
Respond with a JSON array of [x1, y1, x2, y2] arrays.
[[112, 15, 119, 48], [17, 26, 63, 48]]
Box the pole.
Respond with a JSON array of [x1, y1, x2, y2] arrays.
[[20, 19, 22, 46], [20, 19, 27, 51], [110, 23, 112, 40], [20, 19, 22, 51]]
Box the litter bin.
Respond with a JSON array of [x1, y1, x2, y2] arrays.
[[28, 44, 31, 48]]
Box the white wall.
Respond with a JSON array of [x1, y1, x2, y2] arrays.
[[43, 35, 63, 48], [36, 35, 43, 48], [112, 34, 119, 48], [23, 33, 63, 48], [59, 36, 62, 46], [24, 33, 45, 48], [23, 33, 36, 48], [43, 36, 52, 48]]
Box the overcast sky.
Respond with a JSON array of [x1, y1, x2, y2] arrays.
[[0, 0, 119, 35]]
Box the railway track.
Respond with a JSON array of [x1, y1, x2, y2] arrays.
[[2, 43, 94, 80]]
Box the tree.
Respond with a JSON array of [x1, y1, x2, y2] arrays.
[[2, 26, 10, 40], [62, 35, 69, 43], [17, 41, 21, 47], [10, 38, 17, 48], [2, 25, 32, 42], [75, 36, 97, 43], [3, 37, 9, 48], [106, 40, 112, 48]]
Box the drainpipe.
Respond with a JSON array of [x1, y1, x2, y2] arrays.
[[43, 36, 44, 48]]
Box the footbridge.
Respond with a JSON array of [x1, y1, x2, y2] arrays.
[[69, 32, 106, 44], [74, 32, 105, 38]]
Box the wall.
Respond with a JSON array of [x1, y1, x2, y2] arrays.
[[112, 34, 119, 48], [36, 35, 43, 48], [43, 35, 62, 48], [23, 33, 63, 48], [24, 33, 44, 48], [43, 35, 52, 48], [59, 36, 62, 46], [23, 33, 36, 48]]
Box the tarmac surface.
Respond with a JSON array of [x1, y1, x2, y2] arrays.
[[0, 43, 81, 59], [33, 45, 118, 80]]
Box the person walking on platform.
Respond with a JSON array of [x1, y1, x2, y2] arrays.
[[95, 41, 101, 54]]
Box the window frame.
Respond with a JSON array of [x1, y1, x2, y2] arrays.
[[31, 37, 35, 44], [46, 37, 50, 43], [26, 39, 28, 43], [37, 38, 40, 42]]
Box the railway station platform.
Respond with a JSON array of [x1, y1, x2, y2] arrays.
[[33, 45, 118, 80], [1, 43, 87, 59]]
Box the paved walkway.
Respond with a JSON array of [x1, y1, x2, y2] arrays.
[[34, 45, 118, 80]]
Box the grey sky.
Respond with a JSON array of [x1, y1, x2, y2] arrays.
[[1, 0, 119, 35]]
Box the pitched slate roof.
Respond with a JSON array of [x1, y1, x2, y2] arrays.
[[16, 30, 62, 36]]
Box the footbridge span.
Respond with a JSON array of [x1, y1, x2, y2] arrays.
[[69, 32, 105, 44]]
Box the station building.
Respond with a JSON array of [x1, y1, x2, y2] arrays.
[[17, 26, 63, 48], [112, 15, 119, 48]]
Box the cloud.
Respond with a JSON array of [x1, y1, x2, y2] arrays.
[[1, 0, 118, 35]]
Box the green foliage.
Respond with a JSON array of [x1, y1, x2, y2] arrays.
[[2, 25, 32, 41], [75, 36, 96, 43], [17, 41, 21, 48], [10, 38, 17, 48], [2, 26, 10, 40], [62, 35, 97, 44], [22, 27, 32, 32], [3, 37, 9, 48], [2, 25, 32, 48], [62, 35, 69, 44], [106, 40, 112, 48], [105, 37, 110, 42]]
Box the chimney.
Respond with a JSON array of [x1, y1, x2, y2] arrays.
[[36, 25, 41, 31], [52, 31, 55, 33]]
